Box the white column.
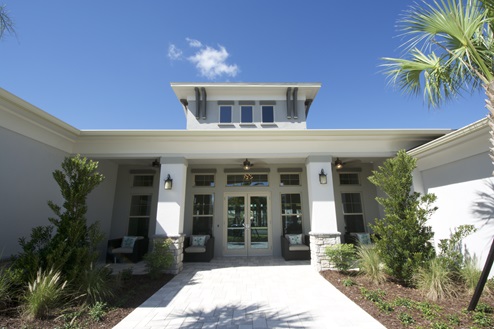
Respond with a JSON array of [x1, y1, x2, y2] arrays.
[[155, 157, 188, 236], [305, 155, 338, 233], [306, 155, 341, 271]]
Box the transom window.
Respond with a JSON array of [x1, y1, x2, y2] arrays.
[[194, 174, 215, 187], [219, 106, 232, 123], [262, 106, 274, 123], [226, 174, 269, 187], [281, 193, 303, 234], [241, 106, 253, 123], [132, 175, 154, 187], [341, 192, 365, 233], [339, 173, 360, 185], [280, 174, 300, 186], [192, 194, 214, 235]]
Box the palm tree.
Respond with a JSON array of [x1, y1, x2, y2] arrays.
[[0, 4, 15, 39], [381, 0, 494, 311]]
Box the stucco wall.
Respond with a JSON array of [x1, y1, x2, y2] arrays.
[[109, 165, 159, 239], [186, 100, 307, 130], [421, 152, 494, 276], [331, 163, 381, 240], [0, 127, 67, 258]]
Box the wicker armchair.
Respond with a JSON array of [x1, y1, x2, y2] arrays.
[[183, 235, 215, 262], [281, 234, 310, 261]]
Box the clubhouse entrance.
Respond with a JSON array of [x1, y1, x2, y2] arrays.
[[223, 192, 272, 256]]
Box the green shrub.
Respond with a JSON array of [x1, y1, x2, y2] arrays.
[[78, 263, 113, 304], [23, 268, 67, 320], [360, 287, 386, 303], [437, 225, 476, 274], [144, 238, 174, 278], [357, 245, 386, 285], [325, 244, 356, 271], [88, 301, 107, 322], [415, 258, 455, 302], [475, 302, 493, 314], [13, 155, 105, 288], [368, 150, 436, 284], [472, 310, 493, 327], [342, 278, 355, 287], [461, 258, 483, 294], [0, 265, 12, 307], [398, 312, 415, 325]]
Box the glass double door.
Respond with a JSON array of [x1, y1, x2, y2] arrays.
[[224, 193, 271, 256]]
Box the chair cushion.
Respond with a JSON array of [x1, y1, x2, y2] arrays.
[[285, 234, 303, 245], [121, 236, 138, 248], [190, 235, 209, 247], [112, 247, 133, 254], [185, 246, 206, 253], [288, 244, 310, 251]]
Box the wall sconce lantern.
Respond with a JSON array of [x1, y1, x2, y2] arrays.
[[164, 174, 173, 190], [319, 169, 328, 184], [335, 158, 343, 170]]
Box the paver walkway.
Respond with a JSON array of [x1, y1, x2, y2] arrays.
[[114, 257, 386, 329]]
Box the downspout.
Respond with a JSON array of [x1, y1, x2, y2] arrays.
[[194, 87, 200, 119], [286, 87, 292, 119], [292, 87, 298, 119], [201, 87, 207, 119]]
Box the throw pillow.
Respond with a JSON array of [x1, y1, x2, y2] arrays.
[[121, 236, 137, 249], [286, 234, 302, 245], [191, 235, 207, 247]]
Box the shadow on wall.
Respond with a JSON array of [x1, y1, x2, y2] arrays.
[[471, 181, 494, 263]]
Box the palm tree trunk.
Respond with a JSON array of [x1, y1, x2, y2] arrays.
[[468, 81, 494, 311]]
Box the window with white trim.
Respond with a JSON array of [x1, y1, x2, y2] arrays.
[[219, 105, 232, 123], [280, 174, 300, 186], [281, 193, 303, 234], [241, 105, 253, 123], [262, 106, 274, 123], [194, 174, 215, 187], [193, 194, 214, 235], [341, 192, 365, 232], [339, 173, 360, 185], [128, 194, 151, 237]]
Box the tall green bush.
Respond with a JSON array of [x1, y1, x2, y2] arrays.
[[368, 150, 436, 284], [13, 155, 105, 288]]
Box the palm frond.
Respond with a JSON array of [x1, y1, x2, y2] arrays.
[[382, 49, 462, 108], [397, 0, 493, 83]]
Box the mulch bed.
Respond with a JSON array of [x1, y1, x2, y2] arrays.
[[321, 270, 494, 328], [0, 273, 174, 329]]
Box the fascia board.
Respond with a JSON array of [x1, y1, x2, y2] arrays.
[[75, 128, 449, 158], [408, 117, 489, 170], [0, 88, 79, 152], [171, 82, 322, 100]]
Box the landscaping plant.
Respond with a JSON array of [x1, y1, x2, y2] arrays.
[[144, 238, 174, 278], [325, 243, 356, 271], [368, 150, 436, 284], [415, 258, 455, 302], [357, 245, 386, 285], [23, 268, 67, 320]]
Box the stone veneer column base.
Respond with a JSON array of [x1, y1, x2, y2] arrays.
[[309, 232, 341, 272], [151, 234, 184, 275]]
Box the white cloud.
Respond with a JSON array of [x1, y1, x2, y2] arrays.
[[186, 37, 203, 48], [188, 45, 239, 80], [168, 44, 183, 60]]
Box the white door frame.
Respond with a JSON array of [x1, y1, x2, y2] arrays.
[[223, 192, 272, 256]]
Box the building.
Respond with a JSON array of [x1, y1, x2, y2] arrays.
[[1, 82, 492, 275]]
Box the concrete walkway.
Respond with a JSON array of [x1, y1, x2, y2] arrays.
[[113, 257, 386, 329]]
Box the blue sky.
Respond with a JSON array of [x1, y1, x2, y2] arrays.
[[0, 1, 488, 130]]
